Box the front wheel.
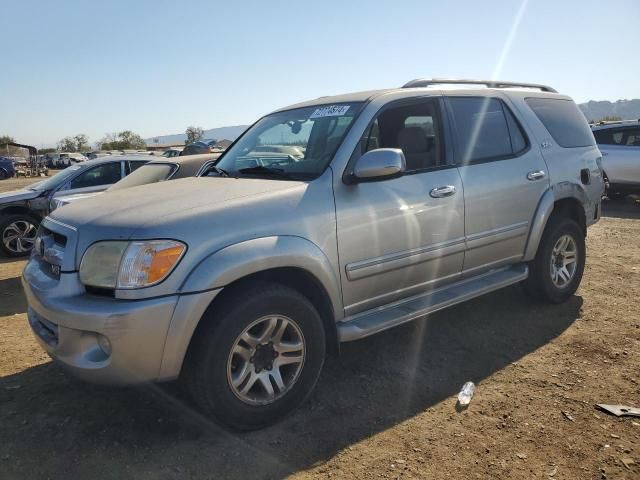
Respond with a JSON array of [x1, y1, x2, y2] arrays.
[[523, 217, 585, 303], [184, 282, 326, 430]]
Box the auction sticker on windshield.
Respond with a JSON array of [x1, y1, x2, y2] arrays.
[[310, 105, 350, 119]]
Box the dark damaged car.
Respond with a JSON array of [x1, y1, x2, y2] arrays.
[[0, 156, 150, 256]]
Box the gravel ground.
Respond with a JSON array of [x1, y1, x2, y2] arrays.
[[0, 176, 639, 480]]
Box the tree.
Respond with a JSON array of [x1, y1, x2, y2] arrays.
[[57, 133, 91, 152], [98, 130, 147, 150], [57, 136, 78, 152], [0, 135, 15, 145], [185, 126, 204, 144], [74, 134, 90, 152], [39, 148, 57, 154]]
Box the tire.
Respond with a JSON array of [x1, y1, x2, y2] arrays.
[[184, 282, 326, 430], [523, 216, 585, 304], [0, 214, 40, 257]]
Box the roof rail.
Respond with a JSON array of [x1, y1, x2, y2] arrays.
[[402, 78, 558, 93]]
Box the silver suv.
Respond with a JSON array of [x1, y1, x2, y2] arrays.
[[23, 79, 604, 430]]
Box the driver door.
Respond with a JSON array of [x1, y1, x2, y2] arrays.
[[334, 98, 465, 315]]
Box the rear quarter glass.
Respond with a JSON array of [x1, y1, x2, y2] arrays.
[[525, 98, 595, 148]]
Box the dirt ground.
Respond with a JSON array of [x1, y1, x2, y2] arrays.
[[0, 176, 639, 480]]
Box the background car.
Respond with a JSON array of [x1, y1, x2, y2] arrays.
[[53, 153, 221, 209], [162, 148, 183, 158], [180, 141, 211, 156], [591, 120, 640, 198], [0, 156, 16, 180], [0, 155, 151, 256], [57, 153, 87, 167]]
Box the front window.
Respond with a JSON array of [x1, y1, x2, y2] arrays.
[[212, 103, 362, 180]]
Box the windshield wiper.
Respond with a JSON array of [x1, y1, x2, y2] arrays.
[[238, 165, 292, 179]]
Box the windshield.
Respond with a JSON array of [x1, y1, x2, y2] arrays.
[[29, 165, 82, 191], [213, 103, 361, 180], [108, 163, 177, 191]]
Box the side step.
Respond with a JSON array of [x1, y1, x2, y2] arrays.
[[337, 264, 528, 342]]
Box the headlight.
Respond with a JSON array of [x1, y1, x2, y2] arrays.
[[79, 240, 186, 289]]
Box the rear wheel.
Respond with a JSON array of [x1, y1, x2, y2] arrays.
[[184, 282, 326, 430], [524, 217, 585, 303], [0, 214, 39, 257]]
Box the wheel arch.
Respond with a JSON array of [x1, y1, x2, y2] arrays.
[[0, 205, 40, 219], [192, 266, 339, 353], [523, 189, 587, 262], [159, 236, 343, 380]]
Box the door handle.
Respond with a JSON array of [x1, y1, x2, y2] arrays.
[[526, 170, 546, 181], [429, 185, 456, 198]]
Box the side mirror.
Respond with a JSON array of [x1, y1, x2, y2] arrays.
[[351, 148, 406, 182]]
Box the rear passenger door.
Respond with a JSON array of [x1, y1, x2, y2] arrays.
[[54, 161, 125, 199], [127, 160, 149, 174], [445, 96, 549, 275]]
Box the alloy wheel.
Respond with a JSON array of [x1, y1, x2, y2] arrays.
[[2, 220, 37, 254], [550, 234, 578, 288], [227, 315, 305, 406]]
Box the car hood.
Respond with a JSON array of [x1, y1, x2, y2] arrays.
[[50, 176, 307, 250], [0, 189, 40, 204]]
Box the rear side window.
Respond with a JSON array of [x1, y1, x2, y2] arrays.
[[525, 98, 594, 148], [449, 97, 527, 163], [70, 162, 122, 189], [594, 127, 640, 146]]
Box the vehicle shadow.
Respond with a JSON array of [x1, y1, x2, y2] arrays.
[[601, 196, 640, 219], [0, 276, 26, 316], [0, 286, 582, 479], [0, 256, 27, 266]]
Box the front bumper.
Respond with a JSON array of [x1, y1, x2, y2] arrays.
[[22, 272, 179, 384], [22, 257, 221, 385]]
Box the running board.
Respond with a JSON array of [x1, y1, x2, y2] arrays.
[[337, 264, 528, 342]]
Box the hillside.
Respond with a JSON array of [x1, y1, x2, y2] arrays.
[[578, 99, 640, 122], [145, 125, 248, 146]]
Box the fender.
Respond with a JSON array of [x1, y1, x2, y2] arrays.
[[158, 236, 343, 380], [523, 184, 588, 262], [180, 236, 342, 316]]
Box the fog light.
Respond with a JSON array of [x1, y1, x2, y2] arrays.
[[97, 334, 112, 356]]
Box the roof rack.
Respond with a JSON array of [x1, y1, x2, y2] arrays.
[[402, 78, 558, 93]]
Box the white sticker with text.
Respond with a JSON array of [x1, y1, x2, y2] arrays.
[[310, 105, 350, 119]]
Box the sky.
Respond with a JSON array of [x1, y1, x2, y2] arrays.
[[1, 0, 639, 148]]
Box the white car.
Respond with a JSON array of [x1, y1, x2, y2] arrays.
[[592, 120, 640, 198]]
